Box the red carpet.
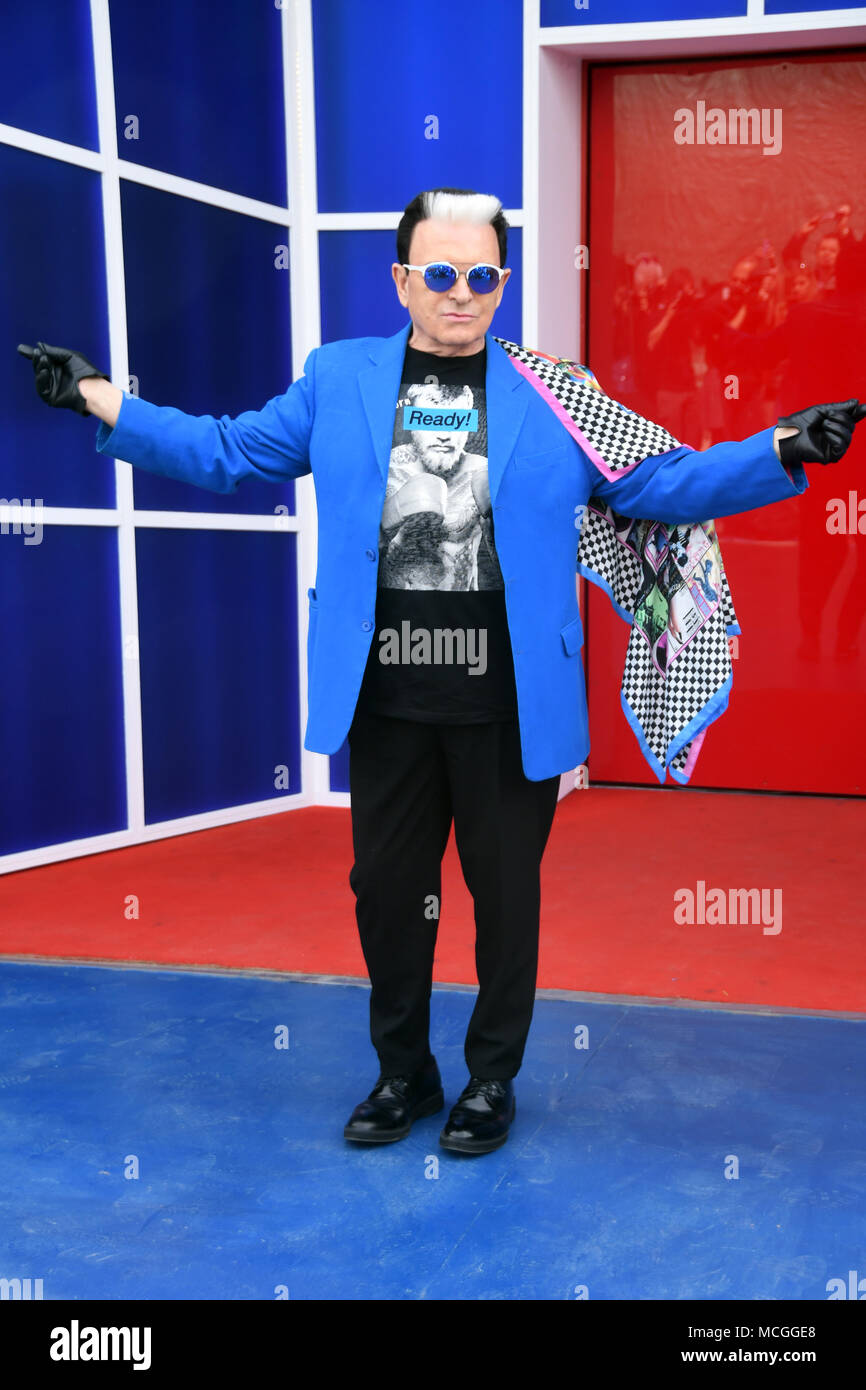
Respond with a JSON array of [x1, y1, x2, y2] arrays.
[[1, 790, 863, 1012]]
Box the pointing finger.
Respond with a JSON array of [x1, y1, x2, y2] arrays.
[[814, 399, 858, 418], [35, 341, 71, 363]]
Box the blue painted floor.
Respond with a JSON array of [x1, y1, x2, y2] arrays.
[[1, 960, 864, 1300]]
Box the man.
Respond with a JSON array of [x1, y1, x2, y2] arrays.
[[18, 186, 864, 1156]]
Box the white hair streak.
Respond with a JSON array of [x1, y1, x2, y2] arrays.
[[421, 191, 502, 227]]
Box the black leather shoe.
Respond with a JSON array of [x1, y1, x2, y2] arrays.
[[343, 1056, 444, 1144], [439, 1077, 515, 1154]]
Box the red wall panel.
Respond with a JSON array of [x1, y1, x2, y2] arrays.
[[586, 50, 866, 794]]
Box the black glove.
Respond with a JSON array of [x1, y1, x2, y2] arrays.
[[17, 341, 109, 417], [776, 398, 866, 468]]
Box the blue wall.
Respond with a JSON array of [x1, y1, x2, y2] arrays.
[[2, 2, 301, 855], [0, 1, 97, 149], [312, 0, 522, 213], [1, 0, 525, 849]]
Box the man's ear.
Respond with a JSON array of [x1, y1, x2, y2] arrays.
[[392, 263, 409, 306], [493, 267, 511, 305]]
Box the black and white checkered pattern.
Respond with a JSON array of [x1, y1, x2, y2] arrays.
[[495, 339, 741, 781], [494, 338, 682, 467], [622, 616, 733, 775]]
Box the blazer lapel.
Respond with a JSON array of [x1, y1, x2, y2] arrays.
[[357, 321, 531, 499], [484, 331, 531, 504], [358, 322, 413, 484]]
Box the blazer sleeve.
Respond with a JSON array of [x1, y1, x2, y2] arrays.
[[586, 425, 808, 523], [93, 347, 318, 493]]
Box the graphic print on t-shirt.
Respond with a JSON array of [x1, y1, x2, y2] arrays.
[[356, 343, 518, 723], [379, 378, 503, 591]]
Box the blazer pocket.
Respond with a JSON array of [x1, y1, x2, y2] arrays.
[[513, 443, 569, 470], [560, 616, 583, 655]]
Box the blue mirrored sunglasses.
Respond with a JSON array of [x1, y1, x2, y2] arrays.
[[402, 261, 506, 294]]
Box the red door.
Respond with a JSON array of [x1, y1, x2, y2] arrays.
[[586, 49, 866, 794]]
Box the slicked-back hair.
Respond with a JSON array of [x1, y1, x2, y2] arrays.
[[396, 188, 509, 268]]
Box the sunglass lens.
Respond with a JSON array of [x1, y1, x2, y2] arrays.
[[424, 263, 457, 292], [467, 265, 500, 294]]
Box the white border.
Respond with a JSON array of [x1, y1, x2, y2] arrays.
[[283, 0, 337, 809], [90, 0, 145, 841], [0, 505, 300, 531], [522, 0, 541, 346], [539, 4, 866, 48]]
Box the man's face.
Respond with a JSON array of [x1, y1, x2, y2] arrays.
[[392, 218, 510, 357], [408, 386, 475, 475], [817, 236, 840, 270], [632, 259, 663, 294], [730, 258, 756, 291], [414, 429, 469, 476]]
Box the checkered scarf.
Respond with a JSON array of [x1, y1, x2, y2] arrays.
[[494, 337, 739, 784]]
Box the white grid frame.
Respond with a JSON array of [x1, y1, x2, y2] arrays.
[[2, 0, 865, 875], [1, 0, 330, 876]]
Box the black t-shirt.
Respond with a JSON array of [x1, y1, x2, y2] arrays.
[[356, 342, 518, 722]]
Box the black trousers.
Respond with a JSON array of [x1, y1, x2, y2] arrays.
[[347, 706, 561, 1081]]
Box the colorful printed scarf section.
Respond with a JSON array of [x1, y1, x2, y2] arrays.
[[493, 337, 739, 784]]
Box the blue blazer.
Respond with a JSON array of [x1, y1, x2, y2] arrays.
[[96, 321, 807, 780]]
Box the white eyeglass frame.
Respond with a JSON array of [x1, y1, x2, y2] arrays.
[[401, 261, 507, 292]]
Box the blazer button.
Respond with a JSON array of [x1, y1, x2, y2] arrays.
[[365, 549, 376, 561], [362, 620, 373, 631]]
